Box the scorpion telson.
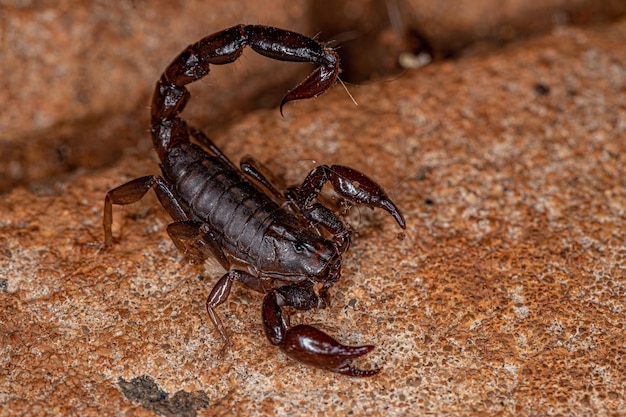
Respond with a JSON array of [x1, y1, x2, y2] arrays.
[[103, 25, 406, 377]]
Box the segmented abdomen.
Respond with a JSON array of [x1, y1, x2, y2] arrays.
[[161, 142, 286, 264]]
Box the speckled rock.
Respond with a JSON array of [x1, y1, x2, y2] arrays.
[[1, 18, 625, 417]]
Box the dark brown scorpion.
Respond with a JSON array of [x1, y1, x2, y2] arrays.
[[103, 25, 405, 377]]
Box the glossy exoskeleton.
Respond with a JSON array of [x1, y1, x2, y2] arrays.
[[103, 25, 405, 376]]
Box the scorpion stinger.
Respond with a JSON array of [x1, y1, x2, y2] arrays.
[[104, 24, 405, 377]]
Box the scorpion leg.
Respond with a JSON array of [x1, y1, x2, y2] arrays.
[[239, 156, 285, 201], [263, 286, 380, 377], [206, 271, 236, 344], [206, 269, 265, 344], [167, 221, 268, 342], [206, 270, 240, 344], [288, 165, 406, 233], [166, 221, 229, 267], [189, 128, 239, 172], [104, 175, 188, 247], [167, 221, 270, 345]]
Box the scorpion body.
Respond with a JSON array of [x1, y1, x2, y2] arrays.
[[104, 25, 405, 377]]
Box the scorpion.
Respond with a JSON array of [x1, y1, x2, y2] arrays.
[[103, 25, 405, 377]]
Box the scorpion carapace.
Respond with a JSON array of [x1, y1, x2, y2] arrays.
[[103, 24, 406, 377]]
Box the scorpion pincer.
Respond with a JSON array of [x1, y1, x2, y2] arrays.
[[103, 24, 405, 377]]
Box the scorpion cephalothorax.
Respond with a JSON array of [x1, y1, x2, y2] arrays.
[[104, 24, 405, 377]]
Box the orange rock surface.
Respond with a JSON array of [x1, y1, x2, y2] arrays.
[[1, 13, 625, 417]]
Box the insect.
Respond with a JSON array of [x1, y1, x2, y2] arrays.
[[103, 25, 405, 376]]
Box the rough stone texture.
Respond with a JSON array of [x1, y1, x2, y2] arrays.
[[400, 0, 626, 55], [310, 0, 626, 81], [0, 0, 309, 193], [1, 17, 625, 417]]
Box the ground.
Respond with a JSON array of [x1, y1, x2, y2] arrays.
[[1, 13, 625, 417]]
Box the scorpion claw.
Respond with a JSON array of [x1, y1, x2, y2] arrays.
[[263, 287, 380, 376], [280, 324, 380, 377], [329, 165, 406, 229]]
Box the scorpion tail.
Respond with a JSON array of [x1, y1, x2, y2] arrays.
[[280, 56, 340, 115], [151, 24, 340, 160]]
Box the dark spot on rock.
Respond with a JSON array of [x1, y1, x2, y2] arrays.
[[118, 375, 209, 417], [533, 83, 550, 96]]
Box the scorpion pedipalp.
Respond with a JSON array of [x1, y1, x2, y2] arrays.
[[329, 165, 406, 229], [287, 164, 407, 234], [280, 325, 380, 377], [263, 286, 380, 376]]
